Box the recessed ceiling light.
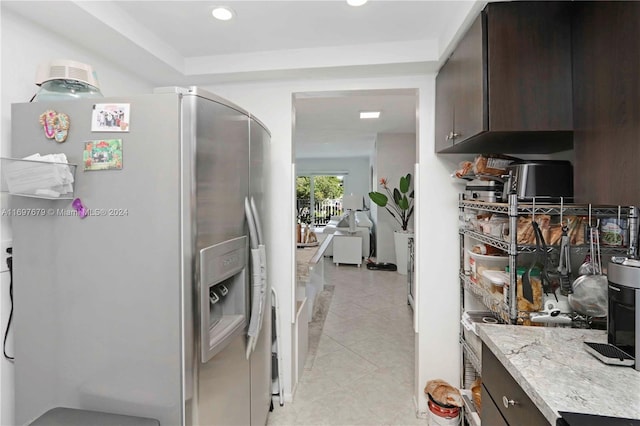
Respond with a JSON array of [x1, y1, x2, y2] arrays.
[[360, 111, 381, 119], [211, 6, 235, 21], [347, 0, 368, 6]]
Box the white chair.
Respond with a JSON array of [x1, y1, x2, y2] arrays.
[[321, 211, 372, 258]]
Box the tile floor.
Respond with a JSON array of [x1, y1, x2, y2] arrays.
[[267, 259, 426, 426]]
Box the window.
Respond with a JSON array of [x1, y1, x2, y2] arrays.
[[296, 174, 345, 225]]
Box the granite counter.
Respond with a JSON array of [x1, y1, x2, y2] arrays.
[[478, 324, 640, 424], [295, 234, 332, 321]]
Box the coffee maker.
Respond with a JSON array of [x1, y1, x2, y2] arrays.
[[584, 259, 639, 370]]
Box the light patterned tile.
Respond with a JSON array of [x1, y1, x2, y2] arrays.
[[314, 333, 346, 357], [269, 257, 418, 426], [266, 403, 299, 426], [340, 369, 414, 418], [293, 371, 342, 403], [292, 386, 380, 425], [322, 315, 392, 347], [328, 300, 372, 320], [312, 347, 377, 387]]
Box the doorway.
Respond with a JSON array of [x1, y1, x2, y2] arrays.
[[291, 88, 419, 404]]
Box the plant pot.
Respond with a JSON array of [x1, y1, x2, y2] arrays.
[[394, 231, 414, 275]]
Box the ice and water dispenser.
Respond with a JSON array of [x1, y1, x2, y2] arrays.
[[199, 236, 248, 363]]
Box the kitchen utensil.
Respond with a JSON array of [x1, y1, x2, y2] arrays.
[[521, 232, 538, 302], [594, 224, 603, 274], [578, 254, 595, 275], [558, 221, 573, 295], [588, 223, 602, 275], [568, 222, 608, 317], [532, 220, 556, 297], [529, 310, 572, 325], [569, 273, 608, 317]]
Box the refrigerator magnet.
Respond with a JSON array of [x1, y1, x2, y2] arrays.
[[71, 198, 88, 219], [39, 110, 70, 142], [91, 103, 130, 132], [83, 139, 123, 171]]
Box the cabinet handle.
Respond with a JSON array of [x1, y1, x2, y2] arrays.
[[445, 132, 454, 141], [502, 396, 517, 409], [452, 132, 461, 139]]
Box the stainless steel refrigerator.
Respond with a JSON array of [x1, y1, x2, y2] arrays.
[[9, 87, 271, 425]]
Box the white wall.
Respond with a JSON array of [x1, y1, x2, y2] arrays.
[[0, 8, 154, 425], [296, 156, 370, 203], [205, 75, 464, 415], [373, 133, 416, 263]]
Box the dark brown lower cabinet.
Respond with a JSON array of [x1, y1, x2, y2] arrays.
[[481, 344, 550, 425], [481, 384, 509, 426]]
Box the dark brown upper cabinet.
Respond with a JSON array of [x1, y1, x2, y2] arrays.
[[572, 1, 640, 206], [435, 1, 573, 154]]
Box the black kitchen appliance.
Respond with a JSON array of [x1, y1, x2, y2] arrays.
[[501, 160, 573, 202], [559, 411, 640, 426], [584, 259, 639, 370]]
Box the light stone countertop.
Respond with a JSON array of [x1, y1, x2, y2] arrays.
[[296, 234, 332, 283], [478, 324, 640, 424]]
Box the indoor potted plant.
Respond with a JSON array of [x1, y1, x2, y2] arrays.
[[369, 173, 414, 274]]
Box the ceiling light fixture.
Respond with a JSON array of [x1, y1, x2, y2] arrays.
[[360, 111, 381, 119], [211, 6, 235, 21], [347, 0, 368, 6]]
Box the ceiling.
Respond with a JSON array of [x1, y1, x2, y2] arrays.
[[2, 0, 482, 158], [294, 89, 417, 159]]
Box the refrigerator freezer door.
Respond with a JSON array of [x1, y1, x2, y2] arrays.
[[12, 94, 183, 426]]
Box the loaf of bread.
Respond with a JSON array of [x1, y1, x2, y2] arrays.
[[548, 225, 563, 245], [514, 215, 586, 246], [424, 379, 463, 407], [473, 154, 518, 177], [455, 161, 473, 178], [516, 275, 543, 311], [471, 378, 482, 415]]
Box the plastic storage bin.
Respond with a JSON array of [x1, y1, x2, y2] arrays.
[[467, 251, 508, 285], [461, 311, 498, 359]]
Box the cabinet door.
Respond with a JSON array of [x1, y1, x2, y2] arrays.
[[434, 56, 456, 152], [572, 2, 640, 205], [481, 384, 509, 426], [333, 235, 362, 266], [486, 1, 572, 132], [482, 344, 549, 425], [452, 12, 486, 145]]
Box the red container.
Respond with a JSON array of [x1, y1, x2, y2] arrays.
[[428, 398, 460, 419]]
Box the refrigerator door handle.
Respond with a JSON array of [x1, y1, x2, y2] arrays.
[[245, 198, 268, 358], [245, 198, 259, 250], [250, 197, 264, 245]]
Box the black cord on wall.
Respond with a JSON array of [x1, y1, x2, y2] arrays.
[[4, 248, 14, 361]]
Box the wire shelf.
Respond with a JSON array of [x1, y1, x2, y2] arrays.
[[1, 157, 77, 200]]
